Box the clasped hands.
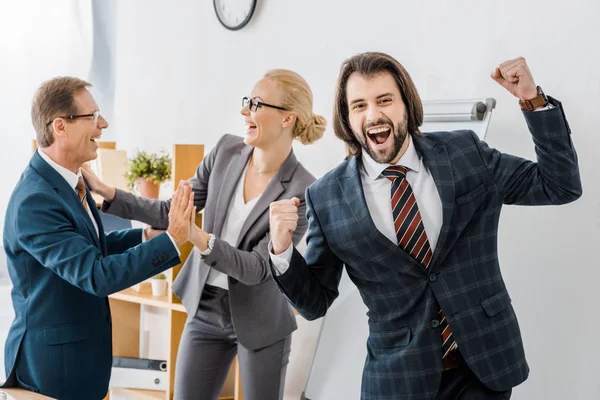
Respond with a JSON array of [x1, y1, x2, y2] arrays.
[[163, 181, 209, 250]]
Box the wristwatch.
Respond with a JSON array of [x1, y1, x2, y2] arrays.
[[519, 86, 548, 111], [199, 234, 216, 257]]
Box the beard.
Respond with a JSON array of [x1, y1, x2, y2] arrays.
[[356, 114, 408, 164]]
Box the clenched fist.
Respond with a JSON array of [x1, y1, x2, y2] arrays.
[[491, 57, 538, 102], [269, 197, 300, 255]]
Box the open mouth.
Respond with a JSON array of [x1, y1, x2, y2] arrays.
[[246, 122, 257, 134], [366, 125, 392, 146]]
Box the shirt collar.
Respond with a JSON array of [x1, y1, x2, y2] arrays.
[[37, 148, 82, 191], [361, 134, 421, 181]]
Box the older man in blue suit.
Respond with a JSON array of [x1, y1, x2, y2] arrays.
[[1, 77, 195, 400], [269, 54, 582, 399]]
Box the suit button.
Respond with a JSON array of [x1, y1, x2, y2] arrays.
[[429, 273, 437, 283], [430, 319, 440, 328], [210, 261, 217, 267]]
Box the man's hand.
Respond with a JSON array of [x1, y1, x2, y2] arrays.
[[81, 162, 116, 202], [167, 181, 196, 247], [269, 197, 300, 255], [143, 226, 165, 241], [491, 57, 538, 101]]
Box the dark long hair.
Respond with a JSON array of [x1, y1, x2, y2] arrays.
[[333, 52, 423, 158]]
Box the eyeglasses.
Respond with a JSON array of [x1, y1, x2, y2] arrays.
[[242, 97, 287, 112], [46, 110, 101, 127]]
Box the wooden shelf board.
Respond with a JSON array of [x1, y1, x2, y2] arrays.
[[109, 288, 186, 312], [109, 388, 164, 400]]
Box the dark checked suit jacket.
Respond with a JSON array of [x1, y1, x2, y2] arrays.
[[272, 97, 582, 400]]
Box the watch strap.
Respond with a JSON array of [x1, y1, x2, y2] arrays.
[[519, 86, 548, 111]]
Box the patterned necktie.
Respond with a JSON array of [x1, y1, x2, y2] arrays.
[[382, 165, 457, 360], [76, 177, 89, 211]]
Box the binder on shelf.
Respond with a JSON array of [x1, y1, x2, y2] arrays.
[[109, 357, 168, 391], [113, 356, 167, 371]]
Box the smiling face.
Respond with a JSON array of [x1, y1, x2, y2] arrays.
[[240, 78, 291, 149], [346, 71, 409, 164], [53, 89, 108, 169]]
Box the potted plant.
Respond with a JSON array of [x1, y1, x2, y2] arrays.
[[150, 273, 168, 296], [125, 150, 172, 199]]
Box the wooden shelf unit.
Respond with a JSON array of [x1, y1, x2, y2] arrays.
[[109, 288, 186, 312]]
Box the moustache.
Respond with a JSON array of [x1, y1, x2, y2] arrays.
[[363, 117, 394, 135]]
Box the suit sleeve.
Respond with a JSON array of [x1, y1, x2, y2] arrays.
[[474, 97, 582, 206], [201, 195, 309, 286], [105, 228, 144, 255], [101, 134, 228, 228], [16, 191, 181, 297], [271, 187, 344, 321]]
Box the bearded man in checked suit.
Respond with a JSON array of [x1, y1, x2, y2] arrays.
[[268, 53, 582, 400]]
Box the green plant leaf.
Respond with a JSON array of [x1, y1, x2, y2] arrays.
[[124, 150, 172, 190]]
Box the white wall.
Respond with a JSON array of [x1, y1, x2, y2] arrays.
[[0, 246, 6, 280], [0, 0, 97, 241]]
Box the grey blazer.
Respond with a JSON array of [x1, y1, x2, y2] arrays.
[[102, 134, 315, 349]]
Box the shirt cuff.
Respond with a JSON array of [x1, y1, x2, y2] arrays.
[[268, 241, 293, 276], [165, 232, 181, 256], [534, 104, 554, 111]]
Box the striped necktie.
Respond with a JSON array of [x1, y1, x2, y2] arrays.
[[381, 165, 457, 360], [76, 177, 89, 211]]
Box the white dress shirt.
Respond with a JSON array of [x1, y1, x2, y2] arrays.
[[270, 135, 443, 273], [206, 163, 260, 290], [38, 149, 180, 252]]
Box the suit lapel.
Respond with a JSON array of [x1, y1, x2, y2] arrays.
[[337, 156, 424, 271], [412, 134, 455, 270], [30, 153, 102, 248], [235, 151, 299, 247], [212, 146, 252, 237]]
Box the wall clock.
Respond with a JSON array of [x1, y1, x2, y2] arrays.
[[214, 0, 257, 31]]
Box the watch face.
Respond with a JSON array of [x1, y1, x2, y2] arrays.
[[214, 0, 257, 31]]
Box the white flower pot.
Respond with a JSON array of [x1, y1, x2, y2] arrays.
[[151, 279, 167, 296]]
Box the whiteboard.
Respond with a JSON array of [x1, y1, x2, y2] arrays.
[[302, 98, 496, 400]]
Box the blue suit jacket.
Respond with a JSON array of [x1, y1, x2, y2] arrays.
[[273, 99, 582, 400], [1, 152, 181, 400]]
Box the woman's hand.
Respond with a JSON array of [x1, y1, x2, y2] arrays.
[[191, 224, 211, 252], [81, 162, 116, 202]]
